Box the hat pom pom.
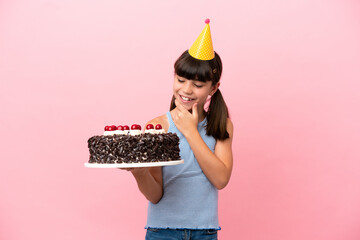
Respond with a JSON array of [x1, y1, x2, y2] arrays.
[[205, 18, 210, 24]]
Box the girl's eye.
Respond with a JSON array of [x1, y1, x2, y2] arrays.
[[178, 78, 185, 83], [194, 83, 203, 88]]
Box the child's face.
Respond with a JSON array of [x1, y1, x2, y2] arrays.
[[173, 74, 219, 112]]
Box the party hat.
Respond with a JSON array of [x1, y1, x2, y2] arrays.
[[188, 18, 215, 60]]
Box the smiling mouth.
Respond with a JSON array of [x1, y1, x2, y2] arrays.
[[180, 95, 194, 101]]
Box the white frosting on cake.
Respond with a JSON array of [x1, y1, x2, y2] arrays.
[[104, 127, 163, 136], [144, 129, 156, 134], [114, 130, 126, 135], [155, 129, 165, 134], [130, 130, 142, 136], [104, 131, 115, 136]]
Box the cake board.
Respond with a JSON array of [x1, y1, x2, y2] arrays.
[[84, 159, 184, 168]]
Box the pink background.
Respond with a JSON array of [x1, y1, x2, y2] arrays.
[[1, 0, 360, 239]]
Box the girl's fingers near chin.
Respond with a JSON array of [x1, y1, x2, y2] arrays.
[[175, 99, 187, 113], [192, 103, 198, 118]]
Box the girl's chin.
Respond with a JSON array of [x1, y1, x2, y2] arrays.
[[176, 103, 192, 112], [175, 96, 201, 112], [180, 104, 193, 112]]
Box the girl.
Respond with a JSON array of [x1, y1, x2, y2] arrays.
[[128, 20, 233, 240]]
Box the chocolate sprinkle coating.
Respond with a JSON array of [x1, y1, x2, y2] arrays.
[[87, 133, 180, 163]]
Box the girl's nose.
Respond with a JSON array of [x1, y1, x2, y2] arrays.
[[183, 82, 193, 94]]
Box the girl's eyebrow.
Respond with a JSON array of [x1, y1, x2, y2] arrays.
[[192, 79, 206, 84], [177, 76, 186, 80], [193, 81, 204, 85], [177, 76, 205, 84]]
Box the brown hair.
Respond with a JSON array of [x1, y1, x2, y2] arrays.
[[170, 50, 229, 140]]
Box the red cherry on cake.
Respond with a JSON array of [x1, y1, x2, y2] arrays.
[[131, 124, 141, 130], [104, 126, 110, 131], [146, 124, 154, 130], [117, 125, 124, 131], [155, 124, 162, 130], [108, 125, 116, 131], [123, 125, 130, 130]]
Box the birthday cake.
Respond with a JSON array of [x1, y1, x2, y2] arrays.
[[87, 124, 180, 164]]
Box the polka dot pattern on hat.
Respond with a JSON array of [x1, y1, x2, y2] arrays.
[[189, 20, 215, 60]]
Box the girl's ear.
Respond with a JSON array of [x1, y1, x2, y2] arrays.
[[210, 82, 220, 96]]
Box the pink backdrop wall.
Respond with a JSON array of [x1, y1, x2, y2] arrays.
[[1, 0, 360, 239]]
